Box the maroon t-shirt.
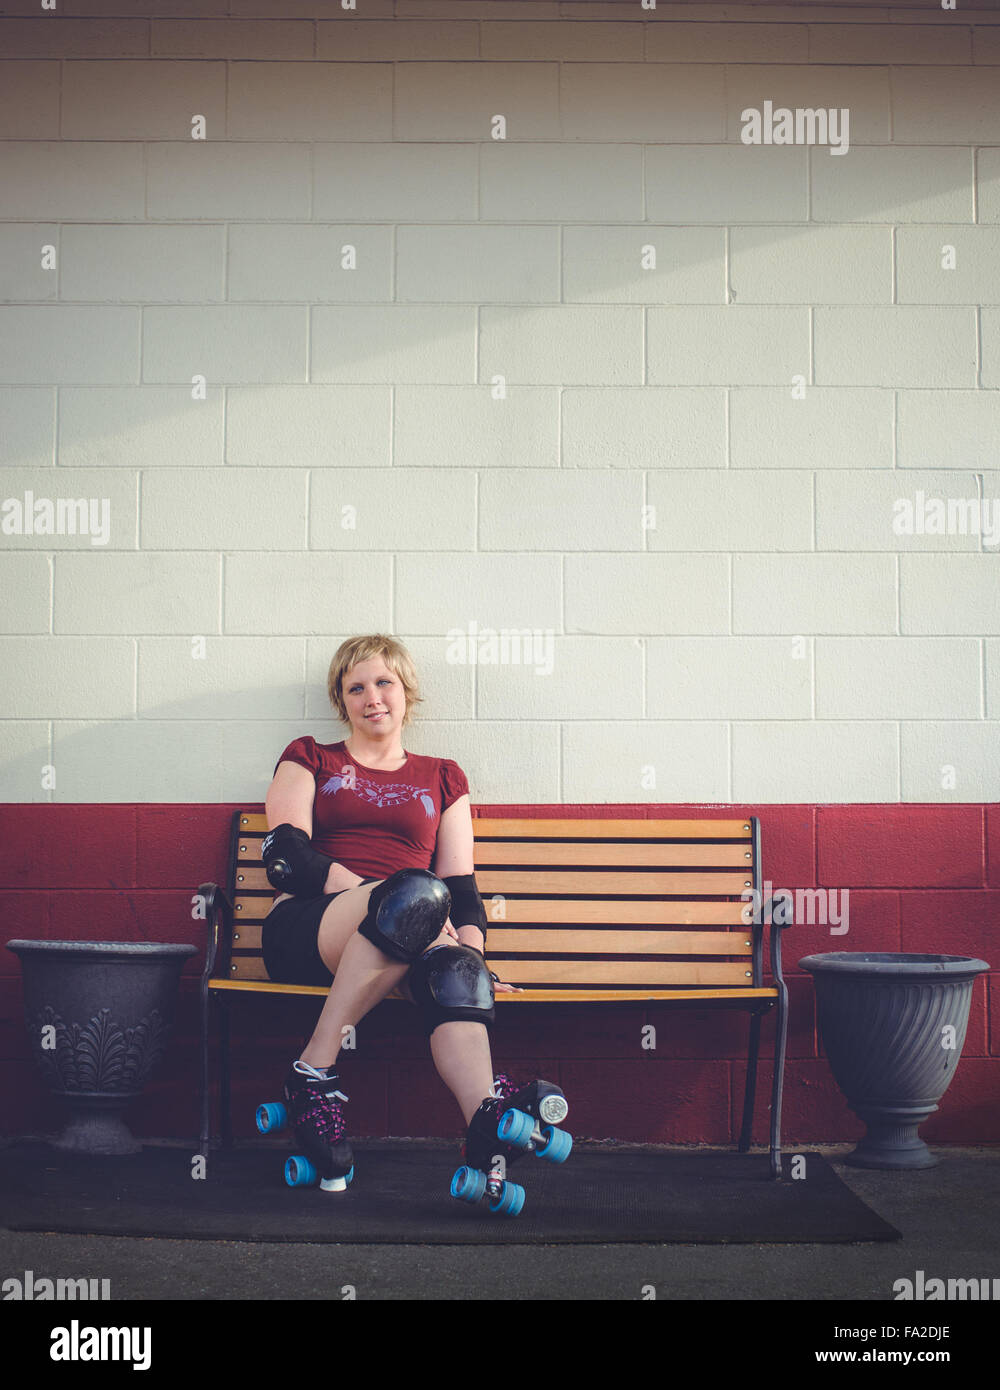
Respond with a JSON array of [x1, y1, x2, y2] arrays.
[[273, 736, 470, 879]]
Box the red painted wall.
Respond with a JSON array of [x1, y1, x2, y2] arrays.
[[1, 803, 997, 1150]]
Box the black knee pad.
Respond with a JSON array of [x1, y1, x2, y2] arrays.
[[407, 944, 496, 1036], [357, 869, 451, 963]]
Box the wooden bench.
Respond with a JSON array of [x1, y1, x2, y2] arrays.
[[199, 812, 791, 1178]]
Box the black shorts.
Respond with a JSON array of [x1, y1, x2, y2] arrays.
[[261, 882, 379, 988]]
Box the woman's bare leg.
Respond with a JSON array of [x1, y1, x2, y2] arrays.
[[429, 1020, 497, 1126], [299, 929, 411, 1069], [295, 883, 458, 1071], [295, 881, 406, 1069]]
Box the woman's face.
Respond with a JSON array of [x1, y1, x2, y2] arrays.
[[342, 658, 407, 737]]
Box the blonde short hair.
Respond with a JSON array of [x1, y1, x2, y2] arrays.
[[327, 635, 423, 728]]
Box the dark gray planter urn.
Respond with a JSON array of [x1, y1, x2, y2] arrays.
[[7, 940, 197, 1155], [799, 952, 990, 1170]]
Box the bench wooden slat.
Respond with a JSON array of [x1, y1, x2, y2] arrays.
[[485, 928, 753, 955], [233, 863, 754, 895], [227, 924, 754, 956], [233, 866, 270, 890], [220, 956, 752, 987], [477, 870, 753, 895], [232, 894, 753, 925], [490, 900, 753, 925], [235, 812, 754, 842], [490, 960, 754, 986], [475, 841, 755, 867], [490, 987, 780, 1002], [232, 895, 277, 923], [472, 817, 752, 838]]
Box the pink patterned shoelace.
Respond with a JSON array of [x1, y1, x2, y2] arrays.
[[491, 1072, 518, 1104], [289, 1066, 349, 1145]]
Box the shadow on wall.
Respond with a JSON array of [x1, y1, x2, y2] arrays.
[[0, 638, 503, 803]]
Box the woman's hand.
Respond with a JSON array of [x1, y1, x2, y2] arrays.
[[452, 924, 523, 992]]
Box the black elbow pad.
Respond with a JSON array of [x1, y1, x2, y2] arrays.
[[261, 824, 333, 898], [442, 873, 488, 945]]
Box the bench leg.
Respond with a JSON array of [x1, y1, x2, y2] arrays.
[[220, 994, 233, 1150], [769, 980, 789, 1180], [739, 1010, 762, 1153], [199, 985, 212, 1159]]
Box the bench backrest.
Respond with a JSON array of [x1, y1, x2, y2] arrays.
[[473, 816, 762, 992], [218, 813, 764, 994]]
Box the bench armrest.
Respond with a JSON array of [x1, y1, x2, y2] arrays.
[[197, 881, 234, 983], [762, 892, 793, 989]]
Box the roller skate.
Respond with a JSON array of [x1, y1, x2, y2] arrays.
[[449, 1073, 572, 1217], [255, 1060, 355, 1193]]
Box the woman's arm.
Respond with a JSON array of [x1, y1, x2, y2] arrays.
[[432, 794, 521, 991], [265, 761, 363, 894], [265, 760, 315, 838], [431, 794, 481, 949]]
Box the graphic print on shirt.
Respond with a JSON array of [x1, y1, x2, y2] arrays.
[[319, 770, 436, 819]]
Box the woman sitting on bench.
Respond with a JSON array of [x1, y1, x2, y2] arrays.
[[260, 632, 563, 1196]]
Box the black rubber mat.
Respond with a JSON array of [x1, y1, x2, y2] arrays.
[[0, 1141, 901, 1244]]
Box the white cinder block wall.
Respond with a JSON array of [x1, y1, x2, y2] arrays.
[[0, 1, 998, 805]]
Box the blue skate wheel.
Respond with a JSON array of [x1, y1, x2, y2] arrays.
[[285, 1155, 318, 1187], [536, 1126, 573, 1164], [488, 1180, 525, 1217], [256, 1102, 288, 1134], [497, 1107, 535, 1149], [450, 1165, 487, 1204]]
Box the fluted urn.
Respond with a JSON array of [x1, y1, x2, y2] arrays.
[[799, 952, 990, 1169], [7, 940, 197, 1155]]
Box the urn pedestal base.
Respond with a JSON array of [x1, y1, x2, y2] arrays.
[[47, 1093, 149, 1156], [846, 1105, 940, 1170]]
